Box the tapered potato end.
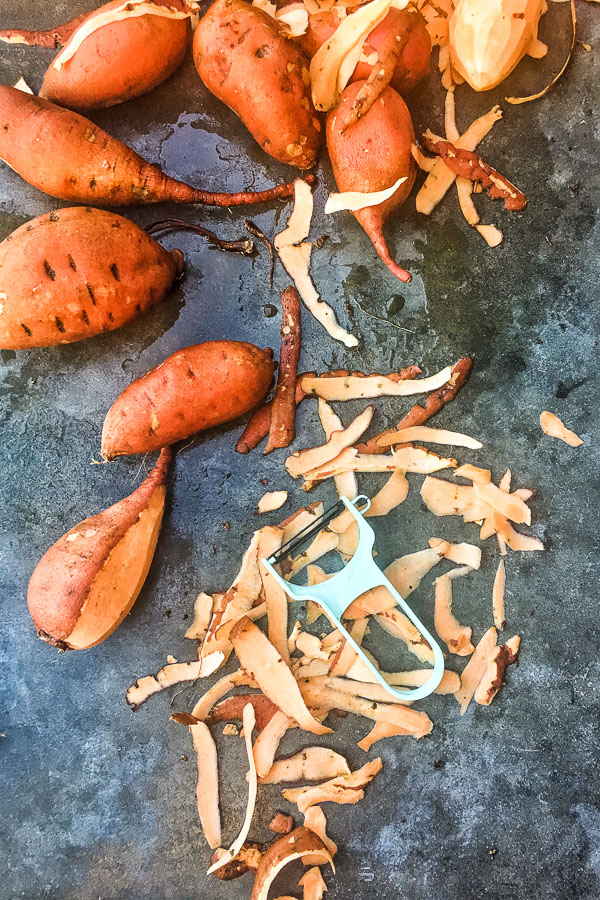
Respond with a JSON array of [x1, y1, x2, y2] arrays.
[[27, 448, 171, 650]]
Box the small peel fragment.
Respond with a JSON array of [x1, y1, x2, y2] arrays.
[[325, 176, 407, 213], [434, 574, 474, 656], [540, 411, 583, 447], [207, 702, 257, 874], [474, 636, 520, 706], [253, 711, 295, 778], [185, 592, 213, 641], [303, 806, 337, 859], [257, 491, 289, 514], [299, 866, 328, 900], [454, 627, 498, 715], [493, 559, 506, 630]]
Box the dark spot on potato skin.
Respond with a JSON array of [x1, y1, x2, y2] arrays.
[[107, 311, 114, 322], [68, 254, 77, 271], [255, 45, 270, 58], [55, 317, 65, 333], [86, 283, 96, 305], [43, 260, 56, 281], [49, 212, 59, 222], [135, 303, 142, 313], [90, 177, 97, 190], [110, 263, 120, 281], [21, 323, 32, 337]]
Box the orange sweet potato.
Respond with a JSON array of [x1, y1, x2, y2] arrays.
[[299, 8, 431, 95], [39, 0, 194, 110], [2, 0, 195, 111], [101, 340, 275, 458], [0, 86, 304, 207], [0, 207, 184, 350], [326, 81, 416, 282], [27, 448, 171, 650], [193, 0, 322, 169]]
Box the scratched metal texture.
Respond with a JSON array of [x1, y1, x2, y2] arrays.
[[0, 2, 599, 898]]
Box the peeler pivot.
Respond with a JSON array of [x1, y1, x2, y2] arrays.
[[262, 495, 445, 703]]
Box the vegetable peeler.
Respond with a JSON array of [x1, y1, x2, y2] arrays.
[[262, 495, 444, 702]]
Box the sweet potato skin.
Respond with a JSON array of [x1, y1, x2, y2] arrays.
[[193, 0, 322, 169], [102, 340, 275, 458], [299, 8, 431, 95], [0, 207, 184, 350], [27, 448, 171, 649], [40, 14, 191, 110]]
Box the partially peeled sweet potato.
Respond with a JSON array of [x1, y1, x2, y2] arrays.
[[27, 448, 171, 650], [326, 82, 415, 282], [39, 0, 194, 110]]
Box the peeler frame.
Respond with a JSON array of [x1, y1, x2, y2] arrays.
[[262, 495, 444, 703]]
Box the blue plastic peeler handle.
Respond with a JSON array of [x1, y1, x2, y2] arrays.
[[261, 495, 444, 703]]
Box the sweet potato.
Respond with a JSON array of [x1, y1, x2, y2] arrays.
[[193, 0, 322, 169], [2, 0, 196, 110], [0, 207, 184, 350], [0, 86, 304, 207], [38, 0, 193, 110], [101, 341, 275, 458], [299, 8, 431, 95], [27, 448, 170, 650], [326, 82, 415, 282]]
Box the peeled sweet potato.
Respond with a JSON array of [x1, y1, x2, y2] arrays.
[[2, 0, 195, 111], [0, 207, 184, 350], [326, 81, 416, 282], [101, 340, 275, 458], [193, 0, 322, 169], [0, 86, 303, 207], [27, 448, 171, 650], [299, 8, 431, 95]]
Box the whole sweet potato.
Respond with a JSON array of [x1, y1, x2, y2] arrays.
[[193, 0, 322, 169], [327, 82, 416, 282], [102, 340, 275, 458], [0, 208, 184, 350], [0, 86, 303, 207], [300, 8, 431, 95], [28, 447, 171, 651], [1, 0, 195, 110]]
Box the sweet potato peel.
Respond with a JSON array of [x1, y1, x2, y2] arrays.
[[455, 627, 498, 715], [282, 758, 382, 814], [231, 617, 333, 735], [434, 574, 474, 656], [265, 287, 302, 454], [474, 636, 520, 706], [421, 131, 528, 211], [259, 747, 350, 784], [208, 702, 258, 875], [249, 827, 334, 900], [191, 720, 221, 849], [540, 411, 583, 447], [357, 356, 473, 454], [299, 866, 328, 900]]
